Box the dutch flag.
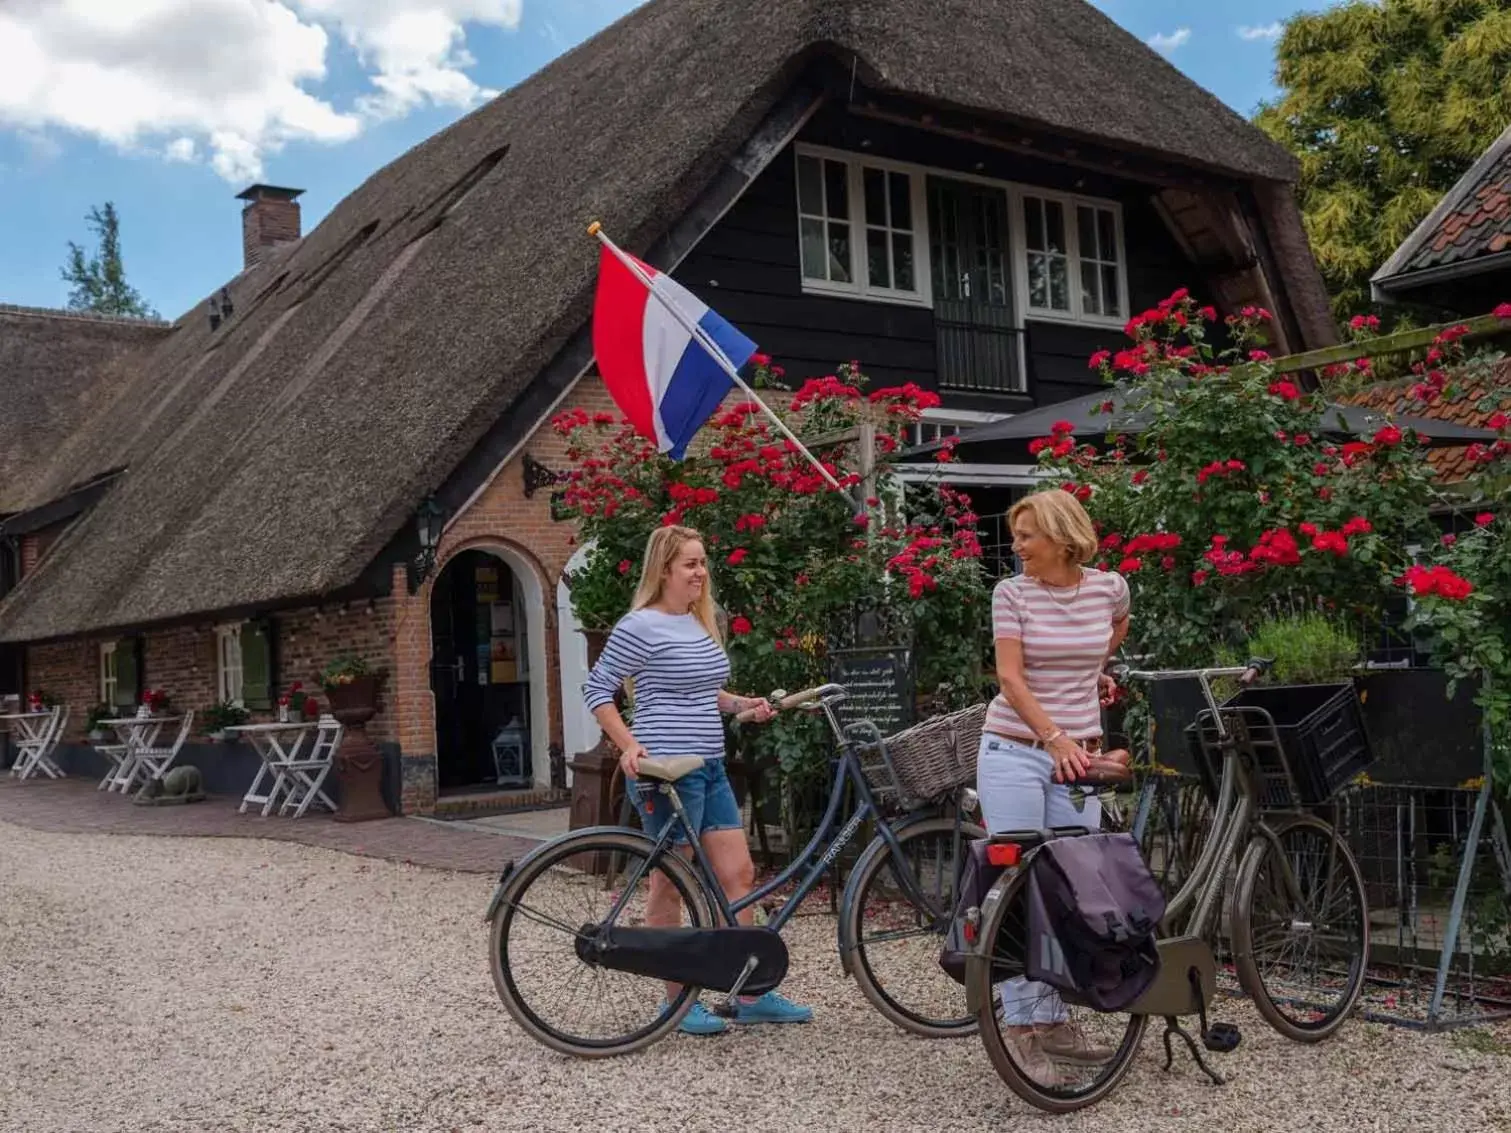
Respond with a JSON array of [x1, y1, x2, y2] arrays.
[[590, 240, 758, 460]]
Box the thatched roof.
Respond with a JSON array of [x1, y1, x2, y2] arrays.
[[0, 0, 1313, 643], [0, 305, 170, 515]]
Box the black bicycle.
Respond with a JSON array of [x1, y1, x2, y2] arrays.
[[484, 682, 985, 1056]]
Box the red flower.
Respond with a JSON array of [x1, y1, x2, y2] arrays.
[[1372, 425, 1403, 447], [1399, 565, 1473, 600], [617, 560, 631, 575], [1349, 314, 1381, 331], [1488, 412, 1508, 431], [1311, 531, 1349, 556], [1117, 556, 1143, 573], [1267, 380, 1301, 400], [1089, 350, 1111, 369], [1131, 469, 1149, 486], [727, 547, 749, 566], [1474, 512, 1495, 527], [730, 616, 753, 635], [853, 513, 871, 528], [1442, 533, 1457, 546], [1050, 419, 1075, 436], [1191, 569, 1209, 586], [1198, 306, 1217, 322], [1341, 516, 1373, 537], [1313, 461, 1331, 476], [1249, 349, 1271, 362], [1493, 303, 1511, 320], [1293, 433, 1312, 446]]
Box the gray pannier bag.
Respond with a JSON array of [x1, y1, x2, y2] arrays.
[[1025, 832, 1165, 1012]]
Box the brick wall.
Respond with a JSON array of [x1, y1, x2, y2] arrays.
[[24, 600, 397, 745]]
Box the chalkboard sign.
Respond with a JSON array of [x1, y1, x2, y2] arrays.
[[829, 647, 914, 737]]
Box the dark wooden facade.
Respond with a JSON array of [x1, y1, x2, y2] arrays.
[[671, 103, 1203, 413]]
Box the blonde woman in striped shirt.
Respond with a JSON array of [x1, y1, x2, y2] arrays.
[[979, 489, 1130, 1081]]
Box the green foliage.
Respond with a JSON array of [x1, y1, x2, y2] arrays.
[[84, 703, 113, 732], [1214, 612, 1363, 684], [60, 202, 159, 320], [202, 700, 251, 732], [1255, 0, 1511, 321]]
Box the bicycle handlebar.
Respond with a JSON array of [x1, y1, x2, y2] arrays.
[[1115, 657, 1273, 687], [733, 683, 846, 723]]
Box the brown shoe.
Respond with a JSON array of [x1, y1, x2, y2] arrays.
[[1005, 1029, 1067, 1087], [1036, 1020, 1115, 1065]]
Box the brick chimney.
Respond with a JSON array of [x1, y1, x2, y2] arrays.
[[236, 184, 304, 270]]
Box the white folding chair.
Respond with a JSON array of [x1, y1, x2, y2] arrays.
[[12, 706, 65, 780], [126, 711, 194, 796], [278, 715, 342, 818], [98, 707, 156, 791]]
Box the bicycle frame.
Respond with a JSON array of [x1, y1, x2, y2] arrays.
[[602, 691, 959, 937]]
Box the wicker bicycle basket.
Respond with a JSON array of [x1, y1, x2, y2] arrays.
[[861, 701, 987, 809]]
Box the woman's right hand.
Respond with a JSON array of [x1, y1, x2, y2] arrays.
[[619, 742, 650, 779], [1047, 734, 1093, 782]]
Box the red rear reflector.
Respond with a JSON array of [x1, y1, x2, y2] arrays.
[[986, 843, 1022, 867]]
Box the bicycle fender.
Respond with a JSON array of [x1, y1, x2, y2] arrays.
[[964, 867, 1019, 1015]]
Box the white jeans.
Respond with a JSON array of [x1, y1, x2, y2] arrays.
[[976, 732, 1102, 1026]]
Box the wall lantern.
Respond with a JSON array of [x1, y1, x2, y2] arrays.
[[407, 496, 446, 594]]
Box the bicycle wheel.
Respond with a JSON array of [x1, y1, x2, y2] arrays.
[[488, 828, 715, 1057], [1231, 814, 1368, 1042], [971, 865, 1147, 1114], [842, 814, 985, 1037]]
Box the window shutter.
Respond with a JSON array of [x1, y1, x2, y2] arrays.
[[114, 638, 142, 709], [241, 621, 275, 710]]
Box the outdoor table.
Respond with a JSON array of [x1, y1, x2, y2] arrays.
[[98, 715, 170, 793], [2, 712, 59, 779], [230, 721, 335, 817]]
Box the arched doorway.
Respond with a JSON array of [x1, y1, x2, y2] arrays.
[[429, 546, 550, 794]]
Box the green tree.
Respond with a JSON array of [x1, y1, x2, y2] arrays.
[[1256, 0, 1511, 321], [60, 202, 159, 319]]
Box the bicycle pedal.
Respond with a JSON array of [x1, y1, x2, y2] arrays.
[[711, 1000, 740, 1018], [1203, 1022, 1241, 1053]]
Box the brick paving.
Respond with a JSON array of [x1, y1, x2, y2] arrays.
[[0, 777, 538, 875]]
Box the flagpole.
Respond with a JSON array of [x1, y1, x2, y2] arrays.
[[587, 222, 862, 510]]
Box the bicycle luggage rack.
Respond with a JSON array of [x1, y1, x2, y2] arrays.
[[1190, 705, 1304, 811]]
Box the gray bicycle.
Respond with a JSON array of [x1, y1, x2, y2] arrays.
[[966, 659, 1370, 1113], [484, 683, 985, 1057]]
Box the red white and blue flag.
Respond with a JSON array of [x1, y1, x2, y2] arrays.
[[591, 243, 758, 460]]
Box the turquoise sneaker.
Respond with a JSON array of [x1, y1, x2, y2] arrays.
[[671, 1001, 727, 1036], [732, 991, 813, 1025]]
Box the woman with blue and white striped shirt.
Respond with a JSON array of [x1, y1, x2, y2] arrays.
[[583, 524, 812, 1035]]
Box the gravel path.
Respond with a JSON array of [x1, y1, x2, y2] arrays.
[[2, 819, 1508, 1133]]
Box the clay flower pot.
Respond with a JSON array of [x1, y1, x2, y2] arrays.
[[326, 675, 388, 822]]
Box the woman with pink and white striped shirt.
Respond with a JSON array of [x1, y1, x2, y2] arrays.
[[978, 488, 1131, 1083]]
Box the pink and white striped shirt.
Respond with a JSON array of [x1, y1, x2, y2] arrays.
[[987, 569, 1130, 742]]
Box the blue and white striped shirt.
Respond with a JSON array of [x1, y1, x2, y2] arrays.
[[582, 608, 731, 758]]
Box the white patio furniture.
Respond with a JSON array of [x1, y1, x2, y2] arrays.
[[276, 714, 342, 818], [96, 707, 159, 791], [5, 706, 66, 780], [231, 721, 329, 817], [127, 710, 195, 796]]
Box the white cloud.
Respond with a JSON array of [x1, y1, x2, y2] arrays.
[[1237, 22, 1284, 41], [0, 0, 521, 182], [1147, 27, 1192, 54]]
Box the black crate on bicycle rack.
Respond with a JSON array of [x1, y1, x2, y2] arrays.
[[1183, 682, 1374, 809]]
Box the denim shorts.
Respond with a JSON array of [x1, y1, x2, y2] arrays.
[[628, 759, 742, 846]]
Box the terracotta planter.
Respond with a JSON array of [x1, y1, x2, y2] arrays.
[[326, 676, 390, 822]]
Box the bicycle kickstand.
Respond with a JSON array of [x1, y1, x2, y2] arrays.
[[713, 955, 761, 1018], [1161, 1017, 1225, 1086]]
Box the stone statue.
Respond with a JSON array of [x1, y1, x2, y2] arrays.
[[134, 765, 206, 806]]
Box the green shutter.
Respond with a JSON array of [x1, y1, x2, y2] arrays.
[[241, 621, 275, 710], [113, 638, 141, 709]]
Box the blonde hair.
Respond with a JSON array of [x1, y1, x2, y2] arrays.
[[1009, 490, 1098, 565], [630, 525, 723, 646]]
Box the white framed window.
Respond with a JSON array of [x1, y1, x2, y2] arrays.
[[1018, 192, 1127, 324], [216, 623, 245, 705], [795, 147, 931, 305], [100, 641, 118, 706]]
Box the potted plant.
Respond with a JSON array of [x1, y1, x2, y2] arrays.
[[142, 688, 171, 716], [26, 689, 59, 713], [276, 681, 319, 723], [320, 655, 388, 822], [203, 700, 250, 741], [85, 702, 113, 743]]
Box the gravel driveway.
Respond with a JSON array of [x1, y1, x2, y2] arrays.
[[2, 819, 1508, 1133]]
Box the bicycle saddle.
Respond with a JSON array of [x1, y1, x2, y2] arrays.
[[635, 756, 706, 783]]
